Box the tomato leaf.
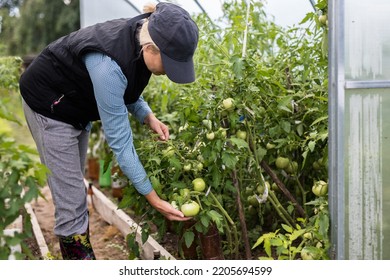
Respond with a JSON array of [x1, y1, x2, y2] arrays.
[[200, 215, 210, 228], [168, 157, 181, 169], [308, 140, 316, 152], [311, 115, 328, 126], [221, 152, 238, 169], [207, 210, 223, 231], [290, 229, 305, 242], [264, 238, 272, 257], [252, 235, 265, 249], [183, 231, 195, 248], [141, 228, 149, 244], [211, 166, 222, 188], [231, 56, 244, 79], [229, 137, 249, 149], [281, 224, 293, 233], [280, 121, 291, 133]]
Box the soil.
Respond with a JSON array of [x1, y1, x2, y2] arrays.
[[24, 232, 42, 259], [31, 186, 129, 260]]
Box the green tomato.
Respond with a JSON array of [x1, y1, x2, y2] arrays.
[[181, 201, 200, 217], [196, 162, 203, 171], [312, 180, 328, 197], [300, 247, 319, 260], [256, 184, 265, 194], [183, 163, 192, 172], [257, 181, 270, 194], [312, 161, 321, 170], [222, 98, 235, 111], [162, 146, 175, 157], [236, 130, 247, 140], [245, 187, 254, 196], [275, 156, 289, 169], [218, 128, 227, 138], [202, 119, 212, 130], [319, 15, 327, 25], [247, 195, 259, 207], [301, 247, 314, 260], [180, 188, 190, 199], [285, 161, 298, 174], [192, 177, 206, 192], [266, 143, 275, 149], [206, 132, 215, 140], [170, 193, 179, 201]]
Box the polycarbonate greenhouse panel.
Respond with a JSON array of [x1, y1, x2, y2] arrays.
[[80, 0, 139, 27], [330, 0, 390, 259], [345, 0, 390, 80], [343, 0, 390, 259], [344, 88, 390, 259]]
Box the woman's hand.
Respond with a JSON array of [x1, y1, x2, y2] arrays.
[[145, 190, 192, 221], [144, 113, 169, 141]]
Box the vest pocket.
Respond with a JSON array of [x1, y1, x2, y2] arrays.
[[49, 89, 92, 129]]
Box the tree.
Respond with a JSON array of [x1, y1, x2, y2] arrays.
[[0, 0, 80, 56], [0, 0, 23, 10]]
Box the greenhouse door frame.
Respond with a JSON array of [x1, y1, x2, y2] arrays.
[[329, 0, 390, 260]]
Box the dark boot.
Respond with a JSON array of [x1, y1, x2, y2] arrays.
[[59, 230, 96, 260]]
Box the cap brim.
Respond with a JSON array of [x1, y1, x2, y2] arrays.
[[160, 52, 195, 84]]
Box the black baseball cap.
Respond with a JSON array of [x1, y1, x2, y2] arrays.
[[148, 2, 199, 84]]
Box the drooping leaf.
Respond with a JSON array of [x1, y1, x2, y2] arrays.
[[183, 231, 195, 249], [229, 137, 249, 149]]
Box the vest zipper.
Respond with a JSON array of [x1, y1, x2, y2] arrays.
[[50, 94, 65, 113]]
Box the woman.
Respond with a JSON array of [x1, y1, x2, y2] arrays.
[[19, 2, 198, 260]]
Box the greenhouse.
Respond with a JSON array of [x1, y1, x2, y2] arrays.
[[1, 0, 389, 267]]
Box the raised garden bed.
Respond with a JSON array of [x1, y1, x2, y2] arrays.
[[84, 179, 175, 260]]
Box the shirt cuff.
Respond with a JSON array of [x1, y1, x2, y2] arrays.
[[135, 180, 154, 195], [126, 98, 152, 124]]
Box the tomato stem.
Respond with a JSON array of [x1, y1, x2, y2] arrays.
[[268, 191, 294, 227], [209, 190, 239, 259]]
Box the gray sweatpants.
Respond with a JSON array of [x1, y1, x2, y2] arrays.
[[22, 100, 90, 237]]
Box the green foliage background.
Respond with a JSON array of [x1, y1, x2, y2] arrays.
[[0, 56, 48, 259], [0, 0, 80, 56]]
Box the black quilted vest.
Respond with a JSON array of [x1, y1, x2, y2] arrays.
[[19, 13, 152, 129]]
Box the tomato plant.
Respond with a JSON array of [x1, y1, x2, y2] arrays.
[[118, 0, 330, 260]]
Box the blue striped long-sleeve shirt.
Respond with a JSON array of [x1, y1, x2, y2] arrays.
[[83, 52, 153, 195]]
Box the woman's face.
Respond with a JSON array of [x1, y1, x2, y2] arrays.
[[143, 45, 166, 76]]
